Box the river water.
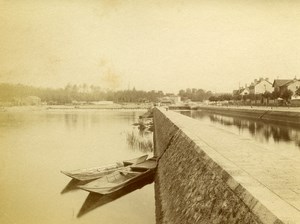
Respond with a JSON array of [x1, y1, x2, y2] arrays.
[[0, 110, 155, 224], [181, 110, 300, 155], [2, 109, 299, 224]]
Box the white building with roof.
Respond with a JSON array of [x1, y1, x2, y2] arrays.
[[249, 78, 273, 94]]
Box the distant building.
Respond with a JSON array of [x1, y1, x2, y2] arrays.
[[273, 78, 300, 95], [90, 101, 114, 105], [169, 95, 181, 104], [240, 87, 250, 95], [159, 95, 181, 105], [232, 87, 249, 96], [273, 79, 292, 92], [72, 100, 87, 105], [249, 78, 273, 94]]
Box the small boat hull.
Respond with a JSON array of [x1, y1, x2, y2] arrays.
[[61, 155, 148, 181], [79, 158, 157, 194]]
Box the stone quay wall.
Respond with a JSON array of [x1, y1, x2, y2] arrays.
[[197, 106, 300, 126], [153, 107, 299, 224]]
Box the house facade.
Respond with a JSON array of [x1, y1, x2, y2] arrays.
[[273, 78, 300, 95], [249, 78, 273, 94], [273, 79, 292, 92], [286, 80, 300, 93], [240, 87, 250, 95]]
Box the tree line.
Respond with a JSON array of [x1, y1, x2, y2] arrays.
[[1, 83, 297, 105], [0, 83, 165, 105], [178, 88, 213, 101], [209, 89, 296, 102]]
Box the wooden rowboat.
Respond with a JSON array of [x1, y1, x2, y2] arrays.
[[61, 155, 148, 181], [79, 157, 157, 194]]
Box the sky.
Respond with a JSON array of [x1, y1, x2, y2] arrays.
[[0, 0, 300, 93]]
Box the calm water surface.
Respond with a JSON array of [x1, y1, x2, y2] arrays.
[[0, 110, 154, 224], [181, 110, 300, 156]]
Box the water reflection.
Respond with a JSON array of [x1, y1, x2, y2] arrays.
[[77, 173, 155, 218], [63, 112, 138, 131], [64, 114, 79, 130], [61, 179, 92, 194], [0, 113, 32, 127], [183, 111, 300, 148], [0, 110, 155, 224]]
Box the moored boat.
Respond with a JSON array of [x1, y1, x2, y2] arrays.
[[79, 157, 157, 194], [61, 154, 148, 181]]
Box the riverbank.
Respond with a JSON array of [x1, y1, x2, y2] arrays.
[[197, 105, 300, 126]]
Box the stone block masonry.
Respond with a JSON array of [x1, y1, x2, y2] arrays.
[[153, 107, 300, 224]]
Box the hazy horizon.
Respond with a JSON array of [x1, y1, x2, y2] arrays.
[[1, 0, 300, 94], [0, 81, 215, 94]]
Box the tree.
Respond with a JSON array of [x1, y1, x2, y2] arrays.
[[247, 93, 255, 101], [271, 90, 280, 100], [186, 88, 192, 95], [263, 91, 272, 99], [157, 91, 164, 97], [233, 94, 242, 101], [262, 91, 272, 105], [281, 89, 293, 101], [178, 89, 185, 97], [209, 96, 218, 102]]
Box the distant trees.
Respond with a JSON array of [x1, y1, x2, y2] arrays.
[[270, 89, 293, 101], [0, 83, 165, 105], [208, 94, 233, 102], [232, 92, 242, 101], [0, 83, 41, 102], [178, 88, 213, 102], [207, 88, 295, 105], [2, 82, 297, 106]]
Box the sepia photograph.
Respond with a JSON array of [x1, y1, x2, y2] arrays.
[[0, 1, 300, 223]]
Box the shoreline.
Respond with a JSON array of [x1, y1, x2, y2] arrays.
[[0, 104, 152, 112]]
